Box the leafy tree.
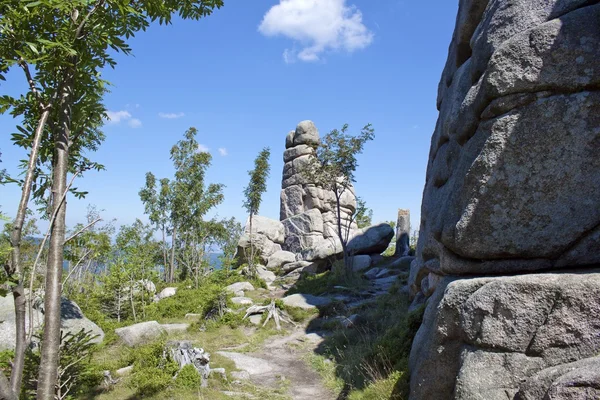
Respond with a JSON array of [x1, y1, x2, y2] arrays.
[[301, 124, 375, 271], [139, 173, 172, 281], [355, 198, 373, 229], [63, 205, 114, 297], [216, 217, 243, 275], [242, 148, 271, 276], [0, 1, 224, 396]]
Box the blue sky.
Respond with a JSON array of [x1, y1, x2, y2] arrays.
[[0, 0, 458, 235]]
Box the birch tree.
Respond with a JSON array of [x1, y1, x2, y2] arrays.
[[0, 1, 224, 398], [242, 148, 271, 276]]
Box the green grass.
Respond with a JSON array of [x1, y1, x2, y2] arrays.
[[306, 292, 424, 400]]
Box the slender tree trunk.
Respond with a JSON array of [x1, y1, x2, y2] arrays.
[[334, 186, 350, 273], [248, 214, 254, 278], [36, 66, 74, 400], [170, 225, 177, 283], [161, 225, 168, 282], [6, 108, 51, 396], [129, 276, 137, 323]]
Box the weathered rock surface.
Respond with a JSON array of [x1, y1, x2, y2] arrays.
[[157, 287, 177, 300], [350, 255, 371, 272], [115, 321, 165, 347], [281, 294, 331, 310], [0, 294, 104, 350], [347, 223, 394, 255], [279, 121, 359, 262], [256, 265, 276, 283], [409, 272, 600, 400], [231, 297, 253, 306], [237, 216, 285, 264], [225, 282, 255, 294], [410, 2, 600, 398], [412, 0, 600, 295], [266, 250, 296, 270]]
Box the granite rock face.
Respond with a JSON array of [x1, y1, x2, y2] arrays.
[[279, 121, 360, 261], [409, 272, 600, 400], [409, 1, 600, 398], [237, 216, 285, 264], [412, 0, 600, 292]]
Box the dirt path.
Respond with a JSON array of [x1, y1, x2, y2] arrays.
[[219, 327, 333, 400]]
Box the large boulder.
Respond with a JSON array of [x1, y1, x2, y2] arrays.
[[347, 223, 394, 255], [157, 287, 177, 300], [266, 250, 296, 270], [409, 272, 600, 400], [115, 321, 165, 347], [282, 294, 331, 310], [0, 294, 104, 350], [236, 216, 285, 264]]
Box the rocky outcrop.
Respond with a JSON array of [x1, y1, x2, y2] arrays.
[[410, 272, 600, 399], [279, 121, 359, 261], [237, 216, 285, 264], [409, 1, 600, 398], [0, 294, 104, 350], [412, 0, 600, 296]]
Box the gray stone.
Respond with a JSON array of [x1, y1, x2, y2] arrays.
[[350, 255, 371, 272], [0, 294, 105, 350], [347, 223, 394, 256], [281, 294, 332, 310], [248, 314, 262, 326], [283, 144, 315, 163], [231, 297, 253, 306], [414, 0, 600, 294], [364, 268, 382, 280], [395, 209, 411, 256], [217, 352, 273, 375], [157, 287, 177, 300], [115, 365, 134, 377], [517, 356, 600, 400], [293, 120, 320, 147], [256, 266, 276, 283], [266, 250, 296, 270], [225, 282, 255, 294], [161, 323, 190, 334], [244, 215, 285, 244], [115, 321, 165, 347], [409, 272, 600, 400], [282, 260, 311, 273]]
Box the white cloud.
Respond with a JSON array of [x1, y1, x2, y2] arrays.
[[258, 0, 374, 63], [106, 110, 142, 128], [106, 110, 131, 124], [128, 118, 142, 128], [197, 144, 210, 153], [218, 148, 228, 156], [159, 112, 185, 119]]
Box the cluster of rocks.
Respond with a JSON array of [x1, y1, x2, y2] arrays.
[[236, 121, 395, 278], [409, 1, 600, 398]]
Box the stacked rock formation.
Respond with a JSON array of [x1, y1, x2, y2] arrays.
[[280, 121, 359, 261], [409, 1, 600, 399]]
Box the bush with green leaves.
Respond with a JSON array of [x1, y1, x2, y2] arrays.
[[174, 364, 202, 389], [20, 329, 102, 400]]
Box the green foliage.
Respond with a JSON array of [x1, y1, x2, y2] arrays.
[[243, 147, 271, 217], [309, 293, 423, 399], [355, 198, 373, 229], [128, 340, 179, 396], [300, 123, 375, 268], [21, 329, 102, 399], [174, 364, 202, 389]]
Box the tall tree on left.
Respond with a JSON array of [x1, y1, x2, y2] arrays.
[[0, 1, 224, 399]]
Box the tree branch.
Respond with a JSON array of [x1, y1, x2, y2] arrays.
[[64, 218, 101, 244]]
